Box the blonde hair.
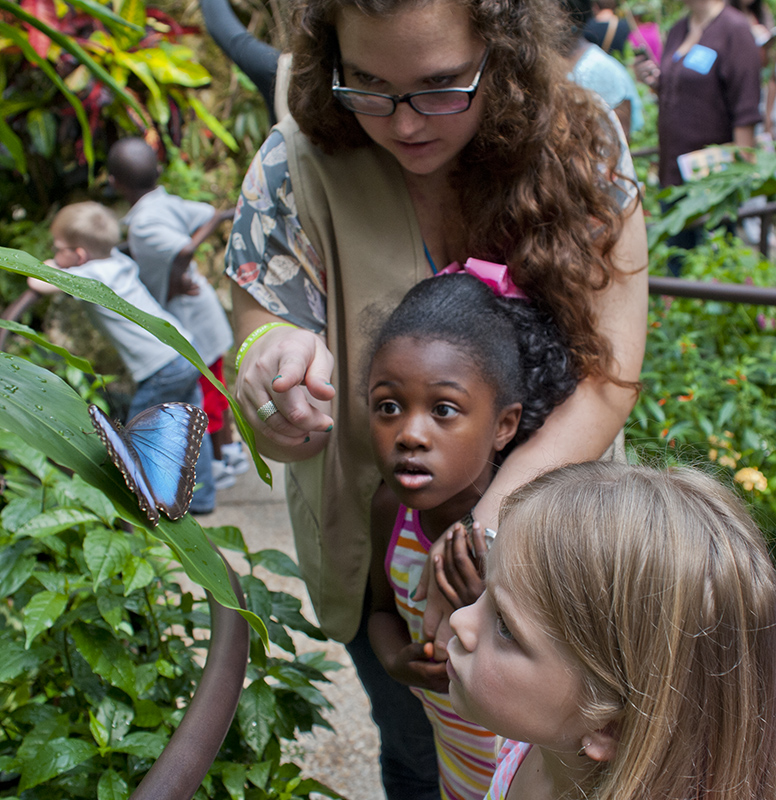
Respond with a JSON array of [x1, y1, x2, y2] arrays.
[[491, 461, 776, 800], [51, 202, 120, 260]]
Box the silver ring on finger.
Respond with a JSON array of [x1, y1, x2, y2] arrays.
[[257, 399, 279, 422]]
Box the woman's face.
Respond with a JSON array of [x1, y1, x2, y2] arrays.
[[335, 0, 487, 180]]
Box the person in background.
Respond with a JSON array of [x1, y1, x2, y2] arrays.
[[731, 0, 774, 65], [27, 201, 216, 514], [583, 0, 631, 54], [108, 138, 249, 487], [626, 1, 663, 62], [634, 0, 760, 272], [446, 461, 776, 800], [564, 0, 644, 140]]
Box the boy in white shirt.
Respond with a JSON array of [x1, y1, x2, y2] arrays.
[[27, 201, 216, 514]]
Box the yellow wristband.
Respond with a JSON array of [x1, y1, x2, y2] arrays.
[[235, 322, 298, 372]]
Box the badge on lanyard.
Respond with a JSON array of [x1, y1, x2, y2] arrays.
[[684, 44, 718, 75]]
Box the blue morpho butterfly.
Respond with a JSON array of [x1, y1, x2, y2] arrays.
[[89, 402, 208, 527]]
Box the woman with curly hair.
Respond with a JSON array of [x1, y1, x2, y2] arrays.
[[224, 0, 647, 796]]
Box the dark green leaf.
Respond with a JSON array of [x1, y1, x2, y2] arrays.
[[97, 768, 130, 800], [0, 640, 51, 682], [16, 508, 102, 538], [221, 762, 247, 800], [71, 624, 138, 698], [23, 590, 68, 647], [237, 680, 276, 756], [110, 730, 167, 758], [0, 539, 35, 598], [253, 549, 301, 579], [17, 737, 98, 791], [84, 528, 131, 587]]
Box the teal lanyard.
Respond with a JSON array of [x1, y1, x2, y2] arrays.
[[424, 242, 438, 275]]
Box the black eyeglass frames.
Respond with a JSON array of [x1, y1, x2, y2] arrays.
[[332, 48, 490, 117]]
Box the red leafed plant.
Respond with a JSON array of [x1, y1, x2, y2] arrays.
[[0, 0, 236, 219]]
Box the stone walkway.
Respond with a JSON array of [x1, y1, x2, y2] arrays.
[[196, 459, 385, 800]]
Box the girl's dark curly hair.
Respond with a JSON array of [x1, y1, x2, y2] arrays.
[[368, 273, 578, 452], [287, 0, 639, 390]]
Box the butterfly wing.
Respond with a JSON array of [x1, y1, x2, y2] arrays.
[[89, 404, 161, 527], [122, 403, 208, 522]]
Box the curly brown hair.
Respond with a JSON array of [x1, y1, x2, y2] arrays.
[[287, 0, 638, 386]]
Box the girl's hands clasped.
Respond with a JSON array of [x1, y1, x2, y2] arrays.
[[235, 324, 336, 450]]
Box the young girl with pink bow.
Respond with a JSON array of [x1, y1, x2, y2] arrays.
[[366, 267, 577, 800]]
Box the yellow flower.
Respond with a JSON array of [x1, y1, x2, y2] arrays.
[[708, 449, 718, 462], [734, 468, 768, 492], [718, 455, 737, 469]]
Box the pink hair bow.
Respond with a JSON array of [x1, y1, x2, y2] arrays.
[[437, 258, 528, 300]]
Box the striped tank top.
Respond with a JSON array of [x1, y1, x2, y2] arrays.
[[385, 505, 499, 800]]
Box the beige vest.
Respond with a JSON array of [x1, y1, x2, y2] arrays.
[[279, 115, 429, 642]]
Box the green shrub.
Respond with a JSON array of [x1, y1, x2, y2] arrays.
[[0, 430, 343, 799], [627, 234, 776, 539]]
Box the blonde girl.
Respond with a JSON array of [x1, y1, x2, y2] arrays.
[[447, 461, 776, 800]]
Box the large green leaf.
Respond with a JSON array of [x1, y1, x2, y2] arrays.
[[0, 318, 96, 374], [0, 352, 266, 642], [24, 590, 68, 648], [84, 528, 132, 587], [97, 768, 129, 800], [71, 624, 139, 697], [17, 738, 99, 791], [0, 248, 270, 487], [237, 681, 276, 756]]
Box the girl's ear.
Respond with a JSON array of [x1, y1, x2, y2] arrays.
[[582, 722, 620, 763], [494, 402, 521, 452], [73, 247, 89, 266]]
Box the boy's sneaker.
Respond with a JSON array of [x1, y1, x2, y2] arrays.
[[221, 442, 250, 475], [212, 459, 236, 490]]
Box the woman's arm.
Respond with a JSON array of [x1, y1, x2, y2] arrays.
[[226, 130, 336, 462], [420, 199, 648, 651], [419, 198, 648, 651], [231, 284, 335, 463], [473, 197, 648, 529]]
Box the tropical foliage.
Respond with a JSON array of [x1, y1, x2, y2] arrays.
[[627, 235, 776, 541], [0, 428, 342, 799], [0, 248, 342, 798], [0, 0, 237, 218]]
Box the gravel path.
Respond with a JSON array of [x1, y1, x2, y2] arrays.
[[195, 459, 385, 800]]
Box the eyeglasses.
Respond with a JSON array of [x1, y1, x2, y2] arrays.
[[332, 49, 490, 117]]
